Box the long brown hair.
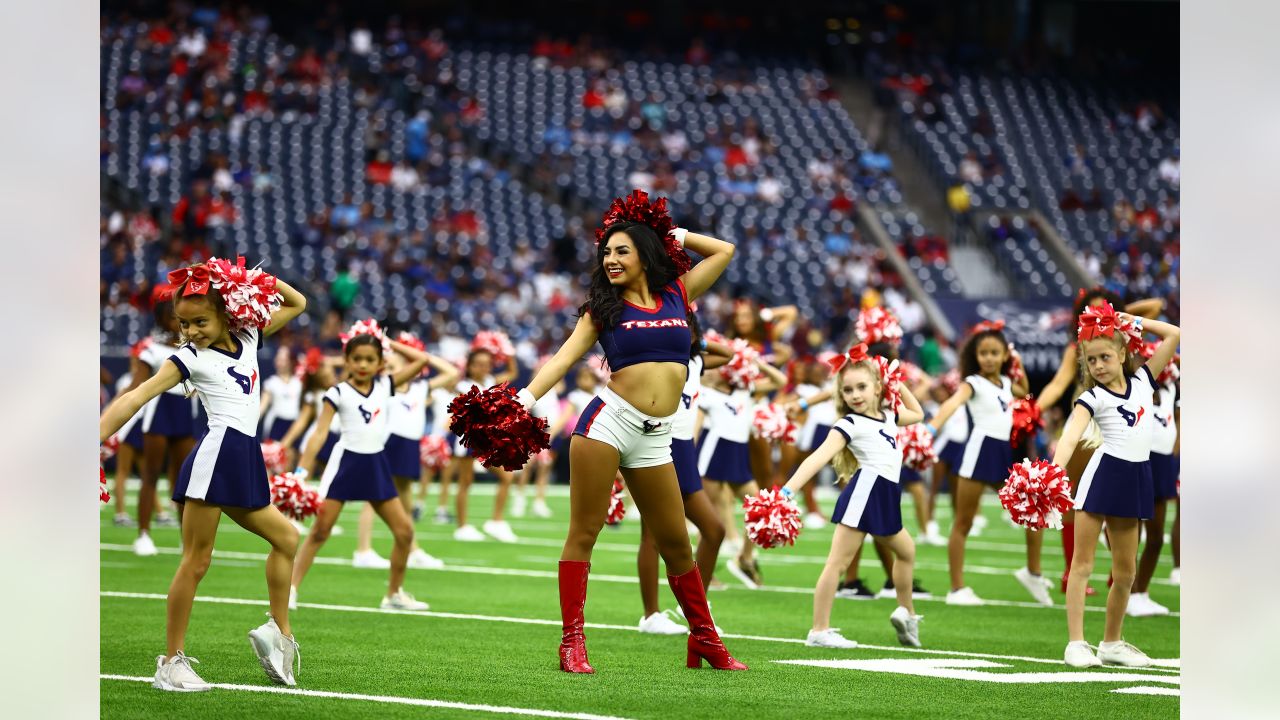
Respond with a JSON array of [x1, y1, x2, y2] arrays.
[[830, 362, 884, 483]]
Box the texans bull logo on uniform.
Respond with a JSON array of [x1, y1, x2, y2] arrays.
[[879, 429, 897, 449], [998, 396, 1009, 412], [1117, 404, 1145, 427], [359, 404, 381, 424], [226, 366, 258, 395]]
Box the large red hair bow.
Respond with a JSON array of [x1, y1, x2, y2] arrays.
[[1078, 301, 1144, 352], [167, 265, 211, 296], [825, 343, 872, 374], [972, 319, 1006, 334]]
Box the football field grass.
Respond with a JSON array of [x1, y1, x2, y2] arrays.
[[100, 482, 1180, 719]]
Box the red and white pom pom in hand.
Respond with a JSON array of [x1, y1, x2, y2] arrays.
[[898, 424, 938, 471], [1141, 341, 1181, 385], [99, 466, 111, 504], [605, 479, 626, 525], [743, 487, 803, 549], [340, 318, 391, 353], [939, 368, 961, 394], [419, 435, 450, 471], [270, 472, 321, 520], [260, 440, 288, 476], [1010, 396, 1044, 448], [470, 331, 515, 365], [207, 256, 282, 332], [448, 383, 550, 471], [100, 435, 121, 462], [752, 403, 797, 443], [999, 460, 1074, 530], [856, 306, 903, 346], [874, 356, 905, 410], [720, 338, 762, 389]]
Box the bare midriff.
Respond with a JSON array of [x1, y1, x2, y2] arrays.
[[607, 361, 688, 417]]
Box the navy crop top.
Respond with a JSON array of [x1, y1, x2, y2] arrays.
[[596, 280, 693, 372]]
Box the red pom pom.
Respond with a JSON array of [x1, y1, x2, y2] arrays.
[[448, 383, 551, 471], [260, 440, 288, 475], [419, 435, 451, 471], [605, 479, 626, 525], [939, 368, 961, 394], [719, 338, 762, 388], [470, 331, 515, 365], [752, 403, 797, 443], [1140, 341, 1180, 385], [855, 306, 903, 346], [898, 424, 937, 471], [100, 435, 120, 462], [206, 256, 282, 332], [99, 466, 110, 504], [594, 189, 692, 275], [1010, 395, 1044, 448], [270, 472, 321, 520], [743, 487, 802, 549], [999, 460, 1074, 530]]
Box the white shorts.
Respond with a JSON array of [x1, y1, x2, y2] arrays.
[[571, 385, 675, 469]]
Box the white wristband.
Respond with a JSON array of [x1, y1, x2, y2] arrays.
[[759, 307, 775, 323], [669, 227, 687, 248], [516, 388, 536, 411]]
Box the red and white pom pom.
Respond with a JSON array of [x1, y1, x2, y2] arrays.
[[752, 403, 797, 443], [999, 460, 1074, 530], [1010, 396, 1044, 448], [605, 478, 626, 525], [874, 356, 905, 409], [206, 256, 283, 332], [470, 330, 515, 365], [270, 471, 321, 520], [939, 368, 961, 394], [448, 383, 550, 471], [898, 424, 938, 471], [260, 440, 288, 475], [743, 487, 802, 548], [1141, 341, 1181, 385], [99, 466, 111, 504], [856, 306, 903, 346], [100, 435, 121, 462], [899, 360, 926, 388], [720, 338, 762, 389], [419, 435, 451, 471], [397, 331, 425, 351], [340, 318, 391, 353]]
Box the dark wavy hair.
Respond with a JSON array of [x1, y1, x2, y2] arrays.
[[958, 327, 1013, 378], [687, 310, 704, 360], [1071, 287, 1123, 342], [578, 221, 681, 330], [343, 334, 384, 359]]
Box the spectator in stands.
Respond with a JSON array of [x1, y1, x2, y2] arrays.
[[959, 151, 983, 184], [1065, 144, 1089, 177], [1158, 149, 1180, 188]]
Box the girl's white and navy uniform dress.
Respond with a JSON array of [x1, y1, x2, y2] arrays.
[[428, 385, 455, 454], [933, 404, 970, 469], [1072, 366, 1157, 519], [318, 375, 399, 502], [451, 375, 495, 457], [114, 373, 146, 450], [1149, 379, 1179, 500], [386, 378, 429, 479], [261, 372, 303, 441], [168, 328, 270, 508], [696, 384, 754, 484], [796, 382, 837, 453], [301, 389, 342, 463], [830, 410, 905, 536], [140, 338, 197, 438], [957, 374, 1014, 484], [670, 354, 705, 495], [530, 385, 562, 457], [572, 280, 691, 468]]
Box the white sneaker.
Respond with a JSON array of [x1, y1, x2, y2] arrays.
[[1126, 592, 1171, 617], [1169, 567, 1181, 585], [453, 524, 486, 541], [923, 520, 948, 546], [247, 614, 300, 686], [722, 537, 743, 556], [638, 610, 688, 635], [971, 514, 988, 537], [134, 532, 158, 557], [113, 513, 137, 528], [1097, 639, 1152, 667], [674, 600, 724, 634], [407, 548, 445, 570], [803, 512, 828, 530], [288, 586, 298, 611], [532, 499, 552, 518], [482, 519, 519, 543], [1064, 640, 1102, 668], [511, 493, 528, 518], [381, 588, 429, 611], [330, 523, 344, 536], [1014, 567, 1054, 606], [805, 628, 858, 649], [889, 606, 922, 647], [945, 587, 984, 606], [153, 651, 211, 692], [352, 549, 391, 569]]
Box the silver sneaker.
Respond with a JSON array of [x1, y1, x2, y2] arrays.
[[1064, 640, 1102, 668], [248, 614, 300, 686], [805, 628, 858, 649], [113, 513, 137, 528], [1097, 639, 1151, 667], [1014, 567, 1054, 606], [889, 606, 922, 647], [153, 651, 211, 692]]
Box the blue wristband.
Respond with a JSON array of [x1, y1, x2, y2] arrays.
[[780, 487, 795, 500], [799, 398, 809, 411]]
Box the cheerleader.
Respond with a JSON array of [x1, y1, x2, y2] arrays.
[[731, 299, 798, 493], [449, 348, 520, 542], [290, 334, 432, 610], [99, 263, 307, 690], [1055, 305, 1179, 667], [780, 344, 926, 649], [513, 356, 564, 518], [1127, 352, 1179, 617], [260, 346, 303, 448], [425, 382, 458, 524], [279, 350, 343, 492], [926, 369, 967, 545], [782, 355, 838, 529], [109, 339, 152, 526]]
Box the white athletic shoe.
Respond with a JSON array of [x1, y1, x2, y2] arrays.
[[381, 588, 429, 611], [1097, 639, 1152, 667], [453, 524, 486, 542], [722, 537, 743, 556], [889, 606, 922, 647], [407, 548, 445, 570], [352, 549, 391, 569], [134, 532, 158, 557], [329, 523, 344, 536], [482, 519, 519, 543], [805, 628, 858, 649], [803, 512, 828, 530], [511, 493, 528, 518], [288, 586, 298, 611], [1125, 592, 1171, 617], [1064, 641, 1102, 668], [945, 587, 985, 606], [1014, 567, 1054, 606], [532, 499, 553, 518], [1168, 567, 1181, 585], [638, 610, 688, 635], [922, 520, 948, 546], [247, 614, 299, 686], [153, 651, 211, 692], [113, 513, 137, 528], [971, 514, 988, 536]]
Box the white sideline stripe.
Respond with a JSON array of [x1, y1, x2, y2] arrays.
[[1111, 686, 1181, 696], [98, 544, 1180, 617], [99, 590, 1178, 673], [99, 674, 634, 719]]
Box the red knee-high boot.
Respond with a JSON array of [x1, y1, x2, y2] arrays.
[[558, 560, 594, 674], [668, 567, 748, 670], [1060, 522, 1075, 593]]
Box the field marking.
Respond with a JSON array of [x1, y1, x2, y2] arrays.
[[773, 658, 1180, 686], [1111, 686, 1181, 696], [98, 543, 1180, 616], [99, 674, 635, 719], [99, 590, 1179, 673]]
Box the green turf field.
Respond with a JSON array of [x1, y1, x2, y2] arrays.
[[100, 481, 1179, 719]]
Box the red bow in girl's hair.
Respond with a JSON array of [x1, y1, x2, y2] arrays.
[[972, 319, 1006, 334], [166, 265, 211, 296], [825, 343, 871, 373], [1077, 300, 1122, 342], [294, 347, 323, 379]]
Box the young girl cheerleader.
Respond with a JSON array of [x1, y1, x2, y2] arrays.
[[731, 299, 799, 492], [513, 356, 565, 519], [1127, 349, 1179, 617], [1054, 303, 1179, 667], [99, 261, 307, 690], [507, 192, 743, 672], [425, 381, 459, 524], [780, 344, 926, 649], [290, 331, 432, 611], [260, 346, 303, 448], [925, 321, 1030, 605], [109, 338, 152, 526], [449, 347, 520, 542]]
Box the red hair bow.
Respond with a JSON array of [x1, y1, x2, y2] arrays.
[[294, 348, 323, 379], [826, 343, 871, 374], [167, 265, 211, 296], [972, 319, 1006, 334], [1077, 300, 1122, 342]]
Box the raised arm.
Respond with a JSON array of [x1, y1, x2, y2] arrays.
[[264, 278, 307, 338], [702, 340, 734, 370], [1136, 315, 1180, 378], [100, 360, 181, 441], [783, 431, 846, 494], [753, 357, 789, 392], [388, 339, 430, 387], [495, 354, 520, 385], [762, 304, 799, 340], [926, 382, 974, 433], [1009, 351, 1030, 397], [524, 315, 600, 402], [424, 353, 461, 391], [678, 231, 736, 301], [1125, 297, 1165, 320], [1036, 343, 1078, 409], [895, 384, 925, 426]]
